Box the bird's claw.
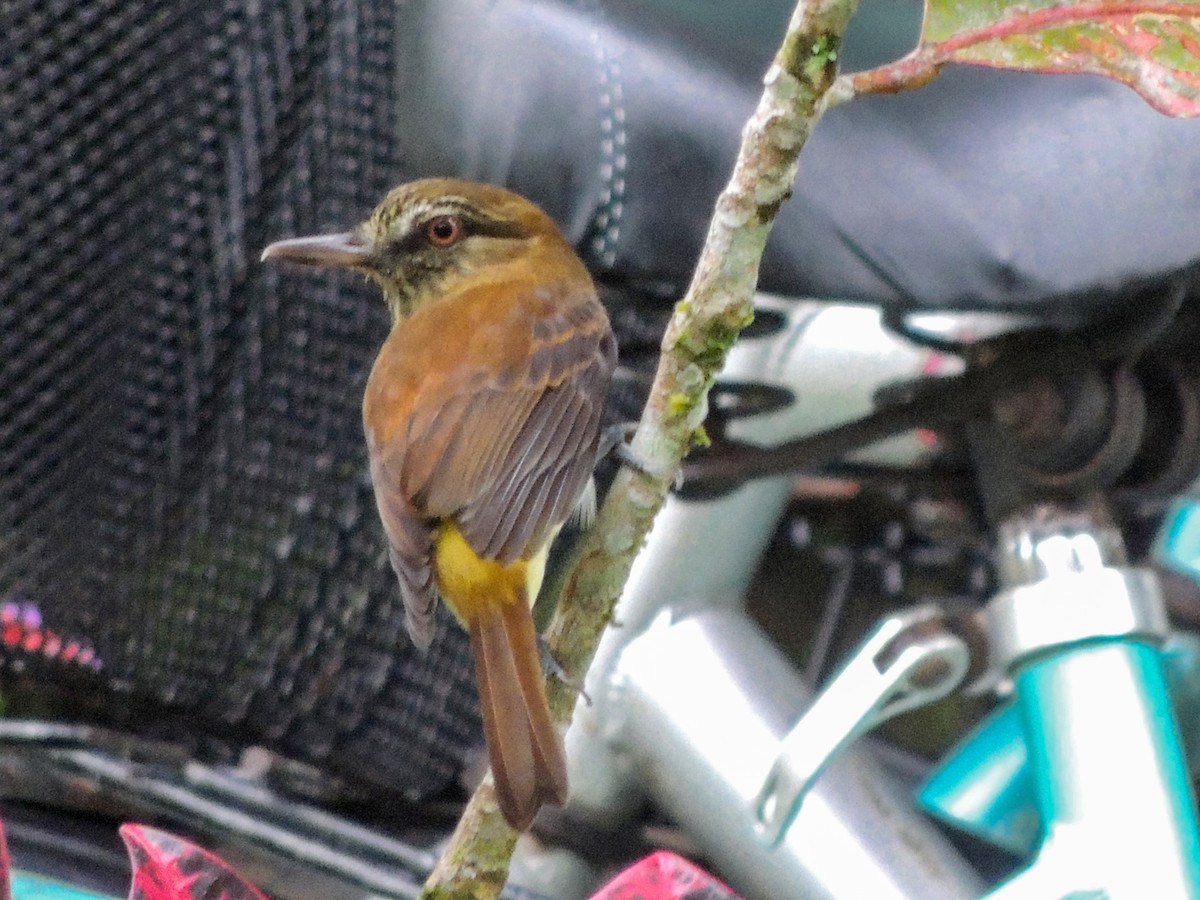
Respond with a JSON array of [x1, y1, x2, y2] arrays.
[[597, 422, 683, 489], [538, 636, 592, 706]]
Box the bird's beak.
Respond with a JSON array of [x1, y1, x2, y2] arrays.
[[260, 232, 372, 269]]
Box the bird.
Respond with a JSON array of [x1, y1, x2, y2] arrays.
[[262, 178, 616, 830]]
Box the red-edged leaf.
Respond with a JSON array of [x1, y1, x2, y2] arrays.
[[0, 818, 11, 900], [848, 1, 1200, 117], [588, 851, 742, 900], [120, 824, 268, 900]]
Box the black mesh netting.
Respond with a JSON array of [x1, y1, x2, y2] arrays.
[[0, 0, 489, 800]]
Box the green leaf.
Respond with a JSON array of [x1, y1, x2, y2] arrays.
[[922, 1, 1200, 116]]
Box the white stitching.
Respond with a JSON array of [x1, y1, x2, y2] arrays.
[[591, 37, 626, 269]]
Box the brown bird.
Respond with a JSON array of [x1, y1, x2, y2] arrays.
[[262, 178, 616, 829]]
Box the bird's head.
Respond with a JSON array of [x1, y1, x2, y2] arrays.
[[262, 178, 577, 319]]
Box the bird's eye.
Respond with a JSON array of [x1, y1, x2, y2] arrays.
[[424, 214, 464, 247]]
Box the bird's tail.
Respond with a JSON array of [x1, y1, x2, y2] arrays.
[[469, 594, 568, 830]]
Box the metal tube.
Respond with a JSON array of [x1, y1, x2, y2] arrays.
[[918, 703, 1039, 857], [979, 505, 1200, 898], [563, 477, 796, 822], [1008, 640, 1200, 899]]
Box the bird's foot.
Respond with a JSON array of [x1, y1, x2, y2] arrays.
[[538, 636, 592, 706], [597, 422, 682, 488]]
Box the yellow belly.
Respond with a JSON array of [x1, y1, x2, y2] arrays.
[[433, 522, 551, 624]]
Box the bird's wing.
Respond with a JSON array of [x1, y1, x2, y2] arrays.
[[367, 277, 615, 640], [370, 462, 440, 648], [413, 279, 615, 563]]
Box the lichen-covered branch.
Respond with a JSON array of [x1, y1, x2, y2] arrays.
[[543, 0, 858, 699], [422, 776, 516, 899], [420, 1, 859, 896]]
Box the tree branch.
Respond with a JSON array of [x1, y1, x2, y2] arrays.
[[420, 0, 860, 895]]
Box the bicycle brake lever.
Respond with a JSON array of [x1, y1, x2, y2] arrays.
[[754, 604, 971, 846]]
